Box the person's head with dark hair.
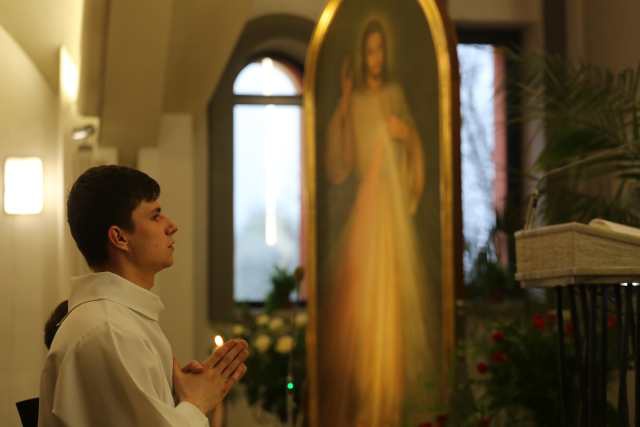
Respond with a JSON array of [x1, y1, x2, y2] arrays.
[[39, 166, 252, 423], [67, 165, 178, 285], [361, 19, 389, 86], [44, 300, 68, 349]]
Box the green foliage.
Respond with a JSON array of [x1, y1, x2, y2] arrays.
[[460, 313, 620, 426], [233, 266, 307, 424], [241, 320, 306, 423], [264, 266, 299, 314], [456, 54, 634, 426], [483, 320, 573, 425], [465, 222, 522, 301], [465, 246, 520, 301], [514, 55, 640, 159], [510, 53, 640, 226]]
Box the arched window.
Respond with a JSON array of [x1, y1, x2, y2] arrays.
[[207, 15, 314, 320], [232, 57, 303, 302]]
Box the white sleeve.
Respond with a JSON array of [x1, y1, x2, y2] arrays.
[[49, 323, 209, 427]]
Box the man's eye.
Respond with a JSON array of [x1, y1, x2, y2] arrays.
[[153, 214, 160, 221]]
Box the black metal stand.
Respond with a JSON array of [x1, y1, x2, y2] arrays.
[[555, 283, 639, 427]]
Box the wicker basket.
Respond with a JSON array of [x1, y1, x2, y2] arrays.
[[515, 222, 640, 288]]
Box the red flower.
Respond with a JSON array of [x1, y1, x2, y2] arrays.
[[491, 351, 508, 364], [478, 416, 492, 426], [608, 314, 617, 329], [476, 362, 489, 374], [532, 313, 545, 331], [491, 330, 505, 342], [436, 414, 448, 426]]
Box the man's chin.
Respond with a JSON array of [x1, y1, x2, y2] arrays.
[[158, 258, 174, 270]]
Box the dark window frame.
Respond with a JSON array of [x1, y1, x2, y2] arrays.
[[207, 15, 314, 320], [231, 56, 304, 307]]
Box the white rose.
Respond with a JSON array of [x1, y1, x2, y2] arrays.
[[275, 335, 295, 354], [269, 317, 284, 331], [254, 334, 272, 353], [256, 314, 270, 326], [294, 312, 308, 328], [232, 324, 246, 336]]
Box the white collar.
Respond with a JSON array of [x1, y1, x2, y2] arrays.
[[69, 272, 164, 321]]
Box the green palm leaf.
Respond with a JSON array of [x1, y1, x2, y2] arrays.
[[510, 52, 640, 226]]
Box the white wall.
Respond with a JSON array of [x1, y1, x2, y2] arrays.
[[583, 0, 640, 70], [552, 0, 640, 72], [449, 0, 542, 24], [0, 25, 63, 426], [193, 111, 212, 359], [139, 114, 198, 363], [0, 0, 84, 91]]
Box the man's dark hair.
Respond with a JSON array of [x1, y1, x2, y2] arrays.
[[67, 165, 160, 269], [44, 300, 68, 349]]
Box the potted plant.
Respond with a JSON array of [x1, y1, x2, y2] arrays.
[[230, 266, 307, 425], [513, 53, 640, 226]]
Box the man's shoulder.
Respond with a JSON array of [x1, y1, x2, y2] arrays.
[[50, 299, 143, 356]]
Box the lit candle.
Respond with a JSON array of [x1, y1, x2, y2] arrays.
[[212, 334, 224, 352]]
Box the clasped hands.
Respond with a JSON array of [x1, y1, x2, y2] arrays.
[[173, 339, 249, 415]]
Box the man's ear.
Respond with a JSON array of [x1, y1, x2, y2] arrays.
[[107, 226, 129, 252]]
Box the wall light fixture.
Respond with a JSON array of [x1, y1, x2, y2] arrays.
[[3, 157, 44, 215]]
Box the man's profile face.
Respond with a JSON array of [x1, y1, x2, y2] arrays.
[[124, 199, 178, 273]]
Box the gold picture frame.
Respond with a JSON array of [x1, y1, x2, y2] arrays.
[[303, 0, 461, 424]]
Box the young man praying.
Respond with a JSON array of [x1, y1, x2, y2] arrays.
[[38, 165, 247, 426]]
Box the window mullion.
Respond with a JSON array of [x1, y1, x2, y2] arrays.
[[233, 95, 302, 105]]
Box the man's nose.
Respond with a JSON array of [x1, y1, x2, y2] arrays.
[[167, 218, 178, 235]]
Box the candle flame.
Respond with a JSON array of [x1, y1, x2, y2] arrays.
[[214, 335, 224, 348]]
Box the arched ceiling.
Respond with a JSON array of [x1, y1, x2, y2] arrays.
[[0, 0, 84, 91], [77, 0, 253, 164], [0, 0, 327, 164], [77, 0, 323, 165]]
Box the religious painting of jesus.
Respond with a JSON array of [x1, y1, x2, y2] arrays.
[[303, 0, 461, 426]]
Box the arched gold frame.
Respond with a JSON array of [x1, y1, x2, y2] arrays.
[[302, 1, 461, 424]]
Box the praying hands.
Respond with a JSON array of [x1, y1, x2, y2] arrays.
[[173, 339, 249, 415]]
